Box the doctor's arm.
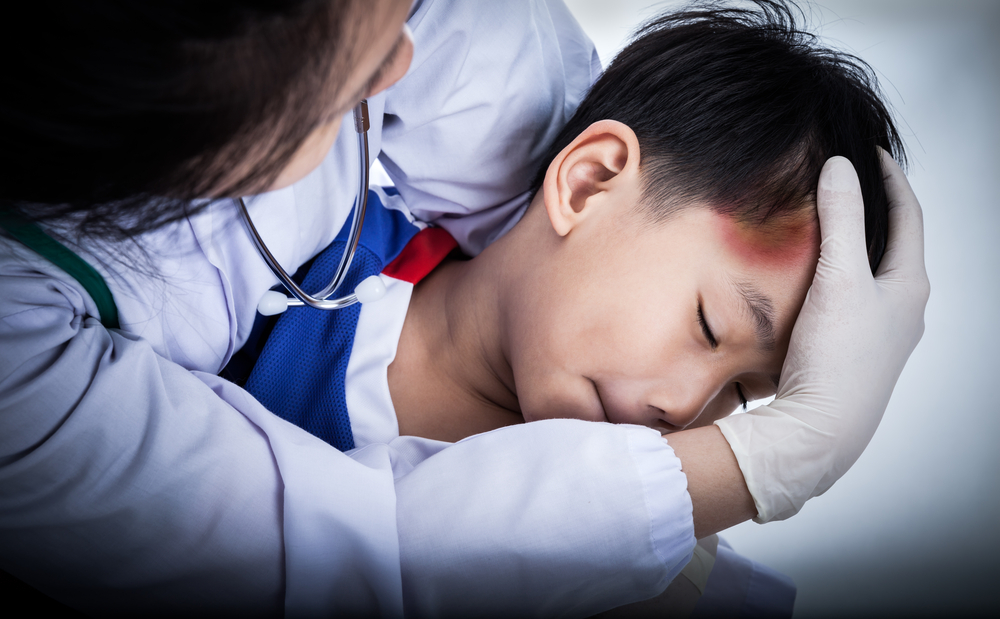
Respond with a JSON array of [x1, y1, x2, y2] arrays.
[[673, 152, 929, 536], [0, 279, 696, 618]]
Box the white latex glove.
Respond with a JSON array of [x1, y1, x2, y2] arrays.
[[715, 152, 930, 523]]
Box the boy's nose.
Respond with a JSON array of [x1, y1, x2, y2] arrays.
[[650, 382, 715, 430]]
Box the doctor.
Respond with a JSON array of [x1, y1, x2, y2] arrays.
[[0, 0, 928, 616]]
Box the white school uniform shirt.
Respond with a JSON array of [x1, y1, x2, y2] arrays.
[[0, 1, 697, 616]]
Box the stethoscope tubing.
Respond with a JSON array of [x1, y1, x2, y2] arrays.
[[238, 101, 371, 311]]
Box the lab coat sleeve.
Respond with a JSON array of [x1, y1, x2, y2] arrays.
[[0, 243, 695, 617], [391, 421, 697, 617], [0, 250, 284, 616], [379, 0, 602, 255]]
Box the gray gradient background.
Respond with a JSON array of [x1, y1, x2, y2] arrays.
[[562, 0, 1000, 615]]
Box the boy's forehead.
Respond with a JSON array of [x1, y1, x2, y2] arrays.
[[713, 209, 820, 271], [631, 198, 820, 270]]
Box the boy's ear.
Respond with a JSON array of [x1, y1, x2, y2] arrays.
[[542, 119, 641, 237]]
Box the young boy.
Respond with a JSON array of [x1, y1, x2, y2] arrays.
[[241, 1, 902, 614], [244, 1, 902, 450]]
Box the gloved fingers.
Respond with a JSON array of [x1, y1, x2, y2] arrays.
[[815, 156, 870, 277], [875, 147, 930, 288], [717, 157, 928, 527]]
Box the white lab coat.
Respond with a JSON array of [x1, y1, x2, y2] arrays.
[[0, 1, 698, 616]]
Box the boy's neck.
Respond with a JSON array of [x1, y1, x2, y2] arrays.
[[387, 237, 522, 442]]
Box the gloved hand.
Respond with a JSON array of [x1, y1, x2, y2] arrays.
[[715, 151, 930, 523]]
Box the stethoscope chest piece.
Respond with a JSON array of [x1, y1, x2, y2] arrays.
[[256, 274, 387, 316]]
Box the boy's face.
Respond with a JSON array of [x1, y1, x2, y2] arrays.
[[507, 202, 819, 433]]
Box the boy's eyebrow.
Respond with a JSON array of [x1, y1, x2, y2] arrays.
[[732, 281, 777, 353]]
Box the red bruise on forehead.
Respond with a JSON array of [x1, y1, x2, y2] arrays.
[[715, 209, 820, 269]]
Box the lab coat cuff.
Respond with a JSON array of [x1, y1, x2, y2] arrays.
[[626, 426, 697, 587]]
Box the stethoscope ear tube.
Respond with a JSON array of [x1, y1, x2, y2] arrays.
[[240, 100, 383, 314]]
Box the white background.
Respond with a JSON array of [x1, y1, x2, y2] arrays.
[[562, 0, 1000, 615]]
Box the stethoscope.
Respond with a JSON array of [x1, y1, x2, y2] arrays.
[[237, 100, 387, 316]]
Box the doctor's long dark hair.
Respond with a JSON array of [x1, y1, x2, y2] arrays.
[[531, 0, 905, 274], [0, 0, 360, 240]]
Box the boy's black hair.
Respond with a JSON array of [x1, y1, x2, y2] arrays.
[[530, 0, 905, 273]]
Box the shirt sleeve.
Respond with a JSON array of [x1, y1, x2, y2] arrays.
[[0, 243, 694, 617], [0, 247, 286, 616], [378, 0, 603, 255], [390, 422, 696, 617]]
